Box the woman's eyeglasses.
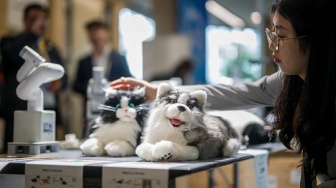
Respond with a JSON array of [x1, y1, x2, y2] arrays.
[[265, 28, 307, 51]]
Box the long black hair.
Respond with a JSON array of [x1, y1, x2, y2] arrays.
[[272, 0, 336, 175]]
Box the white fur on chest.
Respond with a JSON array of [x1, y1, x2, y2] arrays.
[[144, 119, 189, 145], [91, 120, 140, 147], [136, 109, 199, 161]]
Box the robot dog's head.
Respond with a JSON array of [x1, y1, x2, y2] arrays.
[[152, 83, 207, 130]]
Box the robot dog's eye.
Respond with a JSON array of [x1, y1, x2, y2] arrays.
[[187, 99, 197, 109], [166, 98, 177, 104], [116, 104, 121, 109], [129, 103, 135, 108]]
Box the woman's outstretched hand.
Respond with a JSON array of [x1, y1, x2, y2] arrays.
[[109, 77, 158, 102]]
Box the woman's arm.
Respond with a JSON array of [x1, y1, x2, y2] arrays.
[[177, 71, 283, 110], [110, 71, 283, 110]]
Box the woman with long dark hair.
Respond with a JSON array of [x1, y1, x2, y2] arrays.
[[110, 0, 336, 186], [270, 0, 336, 187]]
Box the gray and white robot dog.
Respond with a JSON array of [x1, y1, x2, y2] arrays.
[[136, 83, 240, 161]]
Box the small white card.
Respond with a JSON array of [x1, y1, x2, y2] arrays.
[[103, 162, 188, 188], [239, 149, 269, 188], [25, 159, 105, 188]]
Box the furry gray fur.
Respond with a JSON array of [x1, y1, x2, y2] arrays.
[[136, 83, 240, 161]]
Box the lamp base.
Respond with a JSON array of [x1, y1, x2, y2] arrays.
[[7, 141, 60, 155]]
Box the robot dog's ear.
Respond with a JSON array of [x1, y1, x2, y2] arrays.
[[189, 90, 207, 108], [132, 86, 146, 97], [157, 82, 174, 99], [104, 87, 118, 99]]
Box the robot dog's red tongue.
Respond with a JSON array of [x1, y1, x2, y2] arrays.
[[170, 118, 182, 127]]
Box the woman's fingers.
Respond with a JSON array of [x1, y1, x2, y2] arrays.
[[109, 77, 158, 102]]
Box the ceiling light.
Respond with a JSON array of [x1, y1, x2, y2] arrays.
[[250, 12, 261, 25], [205, 0, 245, 28]]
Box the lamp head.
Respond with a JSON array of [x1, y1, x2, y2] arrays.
[[17, 46, 46, 82]]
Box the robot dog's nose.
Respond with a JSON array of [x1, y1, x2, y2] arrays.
[[177, 106, 186, 112]]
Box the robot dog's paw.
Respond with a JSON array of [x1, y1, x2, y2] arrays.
[[153, 140, 174, 161]]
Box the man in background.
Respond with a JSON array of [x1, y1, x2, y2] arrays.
[[73, 20, 132, 136], [0, 3, 67, 152]]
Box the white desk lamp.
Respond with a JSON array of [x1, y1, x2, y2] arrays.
[[8, 46, 64, 155]]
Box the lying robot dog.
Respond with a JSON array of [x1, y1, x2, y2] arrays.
[[136, 83, 240, 161]]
